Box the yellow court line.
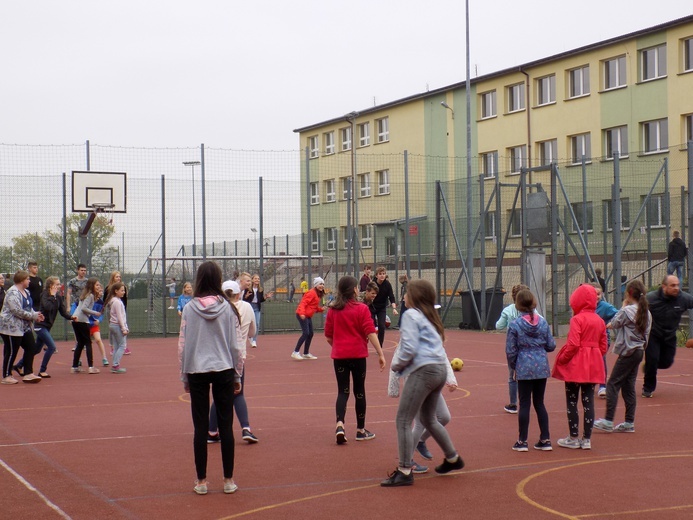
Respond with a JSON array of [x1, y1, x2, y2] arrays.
[[516, 453, 693, 519]]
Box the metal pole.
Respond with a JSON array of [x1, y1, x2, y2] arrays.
[[201, 144, 207, 260], [435, 181, 441, 298], [192, 164, 196, 255], [62, 172, 68, 341], [161, 175, 167, 338], [613, 153, 623, 304], [686, 141, 693, 337], [404, 150, 411, 277], [465, 0, 474, 291], [305, 147, 312, 283]]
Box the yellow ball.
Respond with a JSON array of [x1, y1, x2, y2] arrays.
[[450, 358, 464, 371]]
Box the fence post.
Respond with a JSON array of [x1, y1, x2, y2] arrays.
[[62, 172, 68, 341], [687, 141, 693, 340], [200, 144, 207, 260], [305, 147, 312, 283], [612, 153, 623, 304], [404, 150, 410, 277], [161, 175, 167, 338]]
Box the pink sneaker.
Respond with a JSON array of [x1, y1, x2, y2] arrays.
[[124, 348, 132, 355]]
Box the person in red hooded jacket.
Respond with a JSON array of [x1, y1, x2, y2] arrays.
[[552, 284, 607, 451]]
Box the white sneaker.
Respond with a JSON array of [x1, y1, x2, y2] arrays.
[[557, 436, 581, 449], [598, 387, 606, 398], [302, 353, 318, 360], [580, 438, 591, 450], [88, 367, 100, 374], [168, 306, 174, 310], [251, 340, 257, 348], [291, 352, 304, 361]]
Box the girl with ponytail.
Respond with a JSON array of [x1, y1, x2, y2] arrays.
[[594, 280, 652, 434]]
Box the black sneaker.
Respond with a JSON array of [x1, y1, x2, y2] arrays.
[[355, 429, 375, 441], [504, 404, 518, 414], [336, 425, 347, 445], [512, 441, 529, 452], [434, 455, 464, 474], [380, 468, 414, 487], [533, 440, 553, 451], [207, 433, 220, 444], [242, 428, 259, 443], [642, 390, 654, 398]]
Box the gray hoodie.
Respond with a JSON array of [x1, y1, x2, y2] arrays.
[[178, 295, 242, 384], [609, 303, 652, 357]]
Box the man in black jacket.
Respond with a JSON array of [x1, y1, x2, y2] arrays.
[[643, 275, 693, 397], [667, 230, 687, 283]]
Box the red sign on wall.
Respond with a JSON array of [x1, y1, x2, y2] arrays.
[[409, 225, 418, 236]]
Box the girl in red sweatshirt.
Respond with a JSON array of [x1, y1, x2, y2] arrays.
[[292, 277, 325, 360]]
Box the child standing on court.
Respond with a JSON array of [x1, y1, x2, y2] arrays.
[[177, 282, 193, 316], [381, 279, 463, 487], [71, 278, 102, 374], [552, 284, 607, 450], [292, 277, 325, 360], [105, 282, 128, 374], [594, 280, 651, 434], [325, 276, 386, 445], [496, 283, 529, 414], [505, 289, 556, 452], [592, 283, 618, 398]]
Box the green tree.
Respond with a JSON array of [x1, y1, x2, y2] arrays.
[[8, 232, 61, 275], [45, 214, 116, 276]]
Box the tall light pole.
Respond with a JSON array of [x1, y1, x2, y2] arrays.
[[465, 0, 473, 289], [183, 161, 201, 255]]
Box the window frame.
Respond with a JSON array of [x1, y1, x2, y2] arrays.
[[642, 119, 668, 154], [325, 179, 336, 203], [308, 135, 319, 158], [485, 211, 497, 241], [507, 83, 525, 113], [508, 209, 522, 238], [643, 193, 668, 228], [360, 224, 372, 248], [310, 228, 320, 252], [324, 131, 335, 155], [604, 126, 629, 159], [568, 65, 590, 98], [340, 127, 351, 152], [341, 177, 351, 201], [480, 90, 497, 119], [377, 169, 390, 195], [538, 139, 558, 166], [325, 227, 337, 251], [310, 182, 319, 205], [684, 37, 693, 73], [604, 197, 631, 231], [508, 145, 526, 174], [603, 55, 626, 90], [536, 74, 556, 106], [359, 172, 371, 198], [376, 117, 389, 143], [570, 201, 593, 234], [480, 151, 498, 179], [569, 133, 591, 165], [641, 44, 667, 82], [684, 114, 693, 144], [358, 122, 370, 147]]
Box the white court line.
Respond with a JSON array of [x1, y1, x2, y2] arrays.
[[0, 458, 73, 519]]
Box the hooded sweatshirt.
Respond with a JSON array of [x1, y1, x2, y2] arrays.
[[506, 312, 556, 380], [609, 303, 652, 357], [552, 284, 607, 383], [178, 295, 242, 384]]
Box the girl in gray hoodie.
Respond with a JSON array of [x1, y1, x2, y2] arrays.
[[594, 280, 652, 434]]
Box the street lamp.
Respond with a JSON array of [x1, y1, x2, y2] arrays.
[[183, 161, 201, 255], [250, 228, 257, 257], [440, 101, 455, 119]]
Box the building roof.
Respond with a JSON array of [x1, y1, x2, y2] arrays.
[[293, 14, 693, 134]]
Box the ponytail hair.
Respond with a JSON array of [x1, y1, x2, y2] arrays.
[[625, 280, 649, 334]]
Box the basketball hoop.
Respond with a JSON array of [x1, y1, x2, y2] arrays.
[[80, 203, 115, 236]]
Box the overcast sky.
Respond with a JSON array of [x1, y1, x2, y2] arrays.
[[1, 1, 691, 151]]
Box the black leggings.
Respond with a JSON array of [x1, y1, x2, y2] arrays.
[[2, 332, 36, 377], [72, 322, 93, 368], [564, 382, 595, 439], [334, 358, 368, 429], [517, 379, 549, 443]]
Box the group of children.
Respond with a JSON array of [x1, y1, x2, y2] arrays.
[[502, 280, 651, 451]]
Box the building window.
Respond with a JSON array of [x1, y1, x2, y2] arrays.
[[569, 133, 591, 164], [311, 229, 320, 252], [480, 90, 497, 119], [604, 198, 630, 231], [325, 227, 337, 251], [324, 131, 335, 155], [643, 194, 668, 228], [684, 114, 693, 143], [308, 135, 319, 158], [341, 127, 351, 151], [325, 179, 336, 202], [508, 145, 526, 174], [360, 224, 372, 248], [341, 177, 351, 200], [642, 119, 668, 153], [603, 55, 626, 90], [376, 117, 389, 143], [481, 151, 498, 179], [571, 202, 593, 233], [509, 209, 522, 237], [641, 44, 667, 81], [359, 173, 371, 197], [604, 126, 628, 159], [537, 75, 556, 105], [310, 182, 319, 205], [341, 226, 349, 249], [684, 38, 693, 72], [507, 83, 525, 112], [358, 122, 370, 146], [538, 139, 557, 166], [377, 169, 390, 195], [485, 211, 497, 240], [568, 65, 590, 98]]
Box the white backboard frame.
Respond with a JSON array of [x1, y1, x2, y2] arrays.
[[72, 171, 127, 213]]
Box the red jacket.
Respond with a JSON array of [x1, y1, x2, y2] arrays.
[[552, 284, 607, 384], [324, 300, 376, 359], [296, 288, 324, 318]]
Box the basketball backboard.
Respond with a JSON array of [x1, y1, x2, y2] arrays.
[[72, 171, 127, 213]]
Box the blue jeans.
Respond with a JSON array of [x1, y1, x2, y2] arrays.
[[210, 367, 250, 431], [667, 260, 684, 282], [294, 316, 314, 354], [36, 327, 57, 373], [252, 307, 261, 343], [395, 363, 457, 468], [109, 324, 127, 367]]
